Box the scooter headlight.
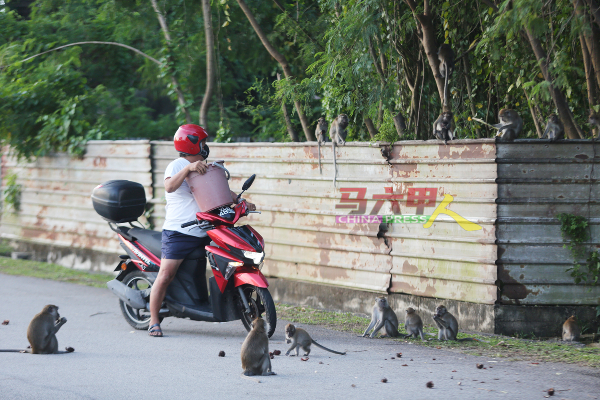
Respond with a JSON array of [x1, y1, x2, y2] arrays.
[[242, 250, 265, 265], [225, 262, 244, 280]]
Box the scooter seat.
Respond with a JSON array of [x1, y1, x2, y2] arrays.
[[129, 228, 162, 258], [128, 228, 206, 260]]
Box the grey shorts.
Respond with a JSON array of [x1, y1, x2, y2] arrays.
[[161, 230, 210, 260]]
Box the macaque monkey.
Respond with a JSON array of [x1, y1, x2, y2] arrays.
[[285, 324, 346, 356], [562, 315, 581, 342], [493, 108, 523, 142], [240, 317, 275, 376], [403, 307, 426, 340], [541, 114, 564, 141], [437, 44, 455, 106], [329, 113, 349, 186], [362, 297, 400, 338], [432, 305, 488, 342], [589, 110, 599, 138], [433, 111, 455, 144], [315, 117, 328, 174], [0, 305, 74, 354]]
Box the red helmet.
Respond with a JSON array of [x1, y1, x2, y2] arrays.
[[174, 124, 208, 155]]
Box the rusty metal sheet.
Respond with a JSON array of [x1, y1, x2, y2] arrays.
[[1, 141, 152, 266], [496, 141, 600, 305]]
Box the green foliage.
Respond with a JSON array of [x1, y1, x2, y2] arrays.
[[1, 0, 599, 152], [556, 213, 600, 286], [3, 173, 22, 213]]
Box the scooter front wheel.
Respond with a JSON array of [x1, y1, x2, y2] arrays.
[[237, 286, 277, 338], [119, 270, 155, 330]]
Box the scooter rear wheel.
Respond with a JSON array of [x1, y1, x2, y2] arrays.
[[119, 270, 155, 330], [238, 286, 277, 338]]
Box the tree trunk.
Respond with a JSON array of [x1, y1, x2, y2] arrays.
[[580, 34, 598, 109], [584, 0, 600, 29], [199, 0, 216, 129], [277, 74, 299, 142], [404, 0, 447, 111], [462, 56, 481, 138], [364, 117, 378, 139], [574, 0, 600, 94], [523, 26, 582, 139], [392, 112, 407, 138], [150, 0, 192, 124], [236, 0, 314, 141]]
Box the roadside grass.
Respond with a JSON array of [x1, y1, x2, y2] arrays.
[[276, 303, 600, 368], [0, 257, 115, 288]]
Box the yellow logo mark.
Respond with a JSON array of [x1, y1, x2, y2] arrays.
[[423, 194, 482, 231]]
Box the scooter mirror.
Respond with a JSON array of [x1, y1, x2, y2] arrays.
[[242, 174, 256, 191]]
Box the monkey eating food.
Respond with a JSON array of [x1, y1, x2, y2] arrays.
[[285, 324, 346, 356], [362, 297, 400, 338], [493, 108, 523, 142], [432, 305, 488, 343], [0, 305, 73, 354], [562, 315, 581, 342], [240, 317, 276, 377]]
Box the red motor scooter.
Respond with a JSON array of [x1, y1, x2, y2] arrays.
[[93, 174, 277, 337]]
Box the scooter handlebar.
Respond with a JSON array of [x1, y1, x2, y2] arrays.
[[181, 220, 198, 228]]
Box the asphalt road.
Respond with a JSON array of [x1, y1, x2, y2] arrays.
[[1, 273, 599, 400]]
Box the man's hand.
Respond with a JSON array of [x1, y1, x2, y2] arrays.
[[188, 160, 208, 175], [246, 202, 256, 211]]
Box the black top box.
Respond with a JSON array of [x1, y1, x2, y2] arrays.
[[91, 180, 146, 223]]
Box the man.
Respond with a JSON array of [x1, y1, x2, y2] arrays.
[[148, 124, 255, 337]]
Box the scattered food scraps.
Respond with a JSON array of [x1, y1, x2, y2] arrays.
[[381, 378, 388, 383], [426, 381, 434, 388], [218, 351, 225, 357], [2, 320, 9, 325], [476, 363, 484, 369]]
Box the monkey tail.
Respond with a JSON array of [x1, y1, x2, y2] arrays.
[[311, 340, 346, 355], [318, 141, 322, 174], [332, 140, 337, 187], [443, 68, 448, 107], [0, 349, 31, 353]]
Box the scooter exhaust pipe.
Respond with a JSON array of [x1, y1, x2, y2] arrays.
[[107, 279, 148, 310]]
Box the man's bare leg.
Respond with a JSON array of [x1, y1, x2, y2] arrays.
[[149, 258, 183, 336]]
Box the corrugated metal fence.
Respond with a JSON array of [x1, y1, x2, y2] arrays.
[[1, 139, 598, 307]]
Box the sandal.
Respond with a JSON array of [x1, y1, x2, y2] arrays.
[[148, 323, 163, 337]]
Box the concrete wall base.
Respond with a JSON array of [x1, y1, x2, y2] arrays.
[[269, 278, 599, 337]]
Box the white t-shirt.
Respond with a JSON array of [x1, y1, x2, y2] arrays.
[[162, 158, 206, 237]]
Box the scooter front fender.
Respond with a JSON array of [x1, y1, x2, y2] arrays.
[[233, 267, 268, 288]]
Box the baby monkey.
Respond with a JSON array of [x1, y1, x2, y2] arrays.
[[403, 307, 426, 340], [432, 305, 488, 342], [285, 324, 346, 356]]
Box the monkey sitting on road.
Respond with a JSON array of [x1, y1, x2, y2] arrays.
[[0, 305, 74, 354], [362, 297, 400, 338], [542, 114, 564, 141], [433, 111, 455, 144], [493, 108, 523, 142], [285, 324, 346, 356], [432, 305, 488, 342], [240, 317, 276, 377], [562, 315, 581, 342], [403, 307, 426, 340]]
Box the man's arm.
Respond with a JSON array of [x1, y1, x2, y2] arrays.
[[165, 161, 207, 193]]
